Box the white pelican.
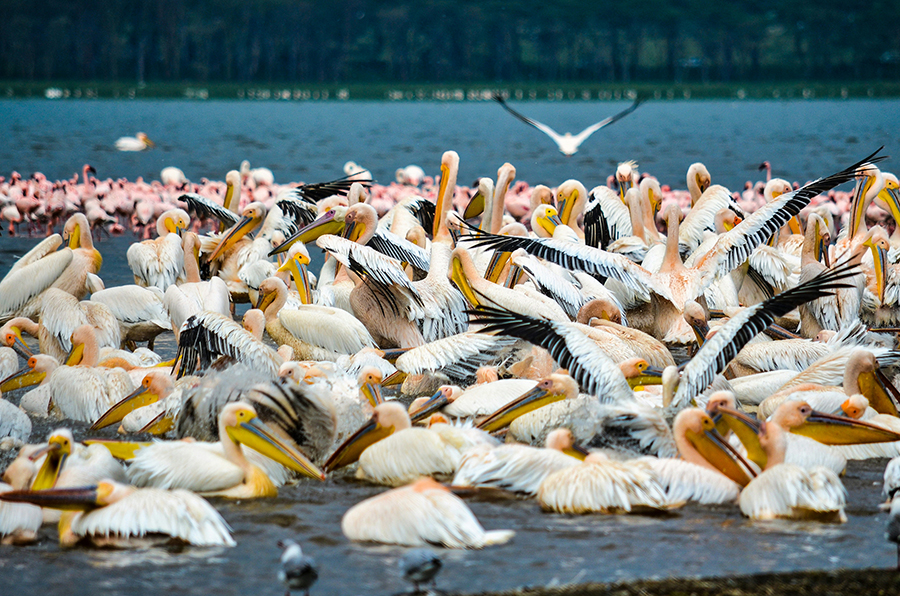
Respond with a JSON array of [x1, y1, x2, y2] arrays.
[[164, 231, 231, 339], [393, 332, 518, 387], [126, 208, 190, 289], [324, 402, 494, 486], [493, 94, 641, 156], [0, 482, 42, 544], [89, 370, 176, 432], [256, 277, 376, 360], [341, 476, 514, 548], [88, 285, 169, 350], [1, 480, 235, 548], [174, 311, 283, 378], [115, 132, 155, 151], [737, 419, 846, 522], [0, 392, 31, 447], [537, 452, 672, 514], [0, 234, 73, 322], [452, 428, 587, 496], [56, 213, 104, 301], [127, 402, 324, 497]]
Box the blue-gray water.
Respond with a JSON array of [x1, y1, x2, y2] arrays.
[[2, 100, 899, 595], [1, 99, 898, 188]]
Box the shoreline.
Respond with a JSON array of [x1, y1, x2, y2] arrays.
[[453, 567, 900, 596]]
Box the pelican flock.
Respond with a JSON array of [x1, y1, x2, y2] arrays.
[[3, 146, 900, 592]]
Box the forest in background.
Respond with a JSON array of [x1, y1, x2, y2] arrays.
[[2, 0, 898, 85]]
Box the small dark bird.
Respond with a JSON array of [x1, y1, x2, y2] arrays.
[[399, 548, 442, 593], [278, 539, 318, 596]]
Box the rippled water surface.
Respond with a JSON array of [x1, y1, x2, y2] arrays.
[[1, 99, 899, 594], [0, 99, 898, 189]]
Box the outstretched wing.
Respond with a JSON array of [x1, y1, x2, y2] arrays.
[[368, 229, 431, 273], [493, 94, 564, 143], [295, 175, 373, 203], [570, 98, 643, 144], [178, 193, 239, 228]]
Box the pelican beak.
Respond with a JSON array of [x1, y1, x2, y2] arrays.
[[685, 419, 756, 487], [277, 259, 312, 304], [67, 223, 81, 249], [867, 241, 888, 304], [381, 370, 407, 386], [464, 189, 485, 220], [6, 327, 33, 358], [0, 364, 45, 392], [477, 384, 567, 433], [142, 136, 156, 148], [450, 253, 481, 308], [256, 288, 277, 313], [380, 348, 411, 363], [360, 382, 384, 407], [484, 250, 511, 284], [409, 389, 449, 424], [342, 219, 365, 243], [227, 416, 325, 480], [139, 412, 175, 435], [90, 384, 160, 431], [688, 319, 711, 347], [82, 439, 151, 460], [208, 214, 258, 262], [163, 217, 178, 234], [850, 175, 876, 238], [881, 187, 900, 230], [323, 416, 393, 472], [271, 210, 344, 257], [791, 409, 900, 445], [29, 442, 67, 490], [434, 163, 450, 238], [64, 341, 85, 366], [857, 369, 900, 417], [557, 192, 575, 226], [695, 174, 709, 199], [626, 366, 665, 389], [0, 486, 102, 511], [536, 210, 562, 237], [787, 216, 803, 235], [504, 264, 524, 288], [710, 405, 767, 470], [563, 443, 590, 461]]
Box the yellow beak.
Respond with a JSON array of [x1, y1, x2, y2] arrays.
[[450, 253, 481, 308], [208, 214, 259, 262], [464, 190, 485, 220], [89, 385, 160, 431], [476, 385, 567, 433], [29, 442, 67, 490], [434, 164, 450, 238], [323, 417, 393, 472], [83, 439, 151, 460], [226, 416, 325, 480], [791, 409, 900, 445], [360, 382, 384, 408], [685, 420, 757, 487], [269, 210, 344, 256], [0, 365, 45, 392], [856, 369, 900, 417], [483, 250, 511, 284], [710, 405, 768, 470]]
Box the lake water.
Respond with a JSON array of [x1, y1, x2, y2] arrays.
[[1, 100, 899, 595], [1, 99, 898, 189]]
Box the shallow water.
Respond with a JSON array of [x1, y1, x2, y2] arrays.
[[0, 234, 896, 594], [1, 99, 898, 190]]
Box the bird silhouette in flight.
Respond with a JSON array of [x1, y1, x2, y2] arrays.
[[493, 94, 643, 156]]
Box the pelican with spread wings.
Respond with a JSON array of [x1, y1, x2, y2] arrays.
[[493, 94, 643, 156]]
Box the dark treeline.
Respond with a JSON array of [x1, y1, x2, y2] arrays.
[[2, 0, 899, 84]]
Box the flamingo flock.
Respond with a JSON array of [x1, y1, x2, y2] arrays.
[[2, 147, 900, 594]]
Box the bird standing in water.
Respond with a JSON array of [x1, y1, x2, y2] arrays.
[[278, 539, 318, 596], [399, 548, 442, 593]]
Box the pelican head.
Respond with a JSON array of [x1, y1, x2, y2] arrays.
[[276, 244, 312, 303], [615, 162, 637, 202], [714, 209, 742, 233], [357, 366, 384, 408], [342, 203, 378, 243], [545, 428, 589, 460], [477, 373, 579, 432], [324, 402, 411, 472], [619, 357, 664, 389], [465, 177, 493, 220], [530, 185, 555, 211], [849, 163, 884, 238], [409, 385, 461, 423], [208, 202, 267, 262], [705, 393, 767, 469], [773, 400, 900, 445], [875, 172, 900, 229], [62, 213, 91, 250], [639, 177, 663, 215], [530, 204, 562, 238], [556, 179, 586, 227], [682, 300, 710, 346], [1, 354, 54, 392], [837, 394, 869, 419], [157, 208, 190, 236], [764, 178, 793, 202], [863, 226, 889, 304], [28, 428, 75, 490], [576, 298, 623, 326], [221, 402, 324, 480], [686, 163, 711, 205], [270, 206, 348, 256], [1, 318, 34, 359], [256, 277, 287, 313], [90, 371, 173, 431], [434, 151, 460, 238], [136, 132, 155, 148], [844, 349, 899, 417], [673, 408, 756, 487]]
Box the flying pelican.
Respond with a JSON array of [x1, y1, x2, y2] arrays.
[[324, 402, 494, 486], [126, 402, 324, 497], [126, 208, 190, 289], [492, 94, 642, 156], [0, 480, 235, 548], [341, 476, 514, 548], [115, 132, 155, 151], [452, 428, 587, 496]]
